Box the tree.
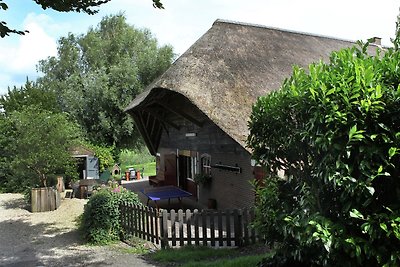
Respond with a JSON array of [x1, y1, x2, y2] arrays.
[[0, 0, 164, 37], [6, 107, 81, 189], [248, 43, 400, 266], [0, 79, 59, 115], [0, 113, 15, 191], [0, 81, 63, 191], [38, 14, 174, 149], [393, 8, 400, 50]]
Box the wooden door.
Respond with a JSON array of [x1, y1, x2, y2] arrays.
[[178, 155, 197, 197], [164, 154, 177, 186], [87, 156, 99, 179]]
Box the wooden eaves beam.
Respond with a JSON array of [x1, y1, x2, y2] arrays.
[[144, 107, 180, 131], [155, 101, 203, 127], [132, 110, 156, 155]]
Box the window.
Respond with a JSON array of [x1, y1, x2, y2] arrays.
[[179, 155, 197, 179], [200, 154, 211, 176]]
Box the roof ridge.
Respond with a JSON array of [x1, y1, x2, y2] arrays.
[[213, 19, 382, 47]]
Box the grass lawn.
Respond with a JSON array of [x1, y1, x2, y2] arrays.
[[124, 161, 156, 177], [145, 245, 268, 267]]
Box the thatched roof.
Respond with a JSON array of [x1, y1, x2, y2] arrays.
[[125, 19, 381, 154]]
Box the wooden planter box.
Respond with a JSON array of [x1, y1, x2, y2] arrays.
[[31, 187, 61, 212]]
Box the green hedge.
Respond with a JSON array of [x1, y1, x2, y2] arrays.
[[79, 182, 141, 245], [248, 43, 400, 266]]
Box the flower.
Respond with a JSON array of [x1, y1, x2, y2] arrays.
[[112, 187, 121, 193]]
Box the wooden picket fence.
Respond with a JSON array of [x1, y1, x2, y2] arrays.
[[120, 203, 259, 248]]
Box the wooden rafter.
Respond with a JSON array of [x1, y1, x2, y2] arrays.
[[155, 100, 203, 127], [130, 111, 156, 155], [144, 107, 180, 130], [154, 123, 163, 149]]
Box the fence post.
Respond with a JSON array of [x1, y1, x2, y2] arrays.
[[194, 209, 200, 246], [133, 204, 138, 237], [171, 209, 176, 246], [217, 210, 223, 246], [149, 207, 155, 243], [210, 211, 215, 246], [178, 209, 184, 246], [233, 209, 243, 247], [186, 209, 192, 246], [155, 208, 160, 244], [141, 204, 146, 239], [160, 209, 168, 249], [243, 208, 249, 246], [120, 202, 124, 236], [226, 209, 232, 246], [202, 210, 207, 246]]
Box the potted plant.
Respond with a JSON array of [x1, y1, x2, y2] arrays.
[[194, 173, 212, 186]]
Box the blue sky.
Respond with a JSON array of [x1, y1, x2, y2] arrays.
[[0, 0, 399, 95]]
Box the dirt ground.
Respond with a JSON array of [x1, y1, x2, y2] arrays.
[[0, 193, 156, 267]]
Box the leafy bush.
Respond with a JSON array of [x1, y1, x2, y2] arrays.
[[79, 182, 141, 245], [0, 106, 80, 190], [248, 43, 400, 266]]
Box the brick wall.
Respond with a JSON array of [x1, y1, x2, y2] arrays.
[[157, 116, 255, 209]]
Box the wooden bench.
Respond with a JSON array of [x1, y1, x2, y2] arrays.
[[149, 175, 165, 187]]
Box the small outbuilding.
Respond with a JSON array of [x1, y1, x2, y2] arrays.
[[70, 145, 99, 180], [125, 19, 381, 209]]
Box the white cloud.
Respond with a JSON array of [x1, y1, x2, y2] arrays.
[[0, 73, 16, 94], [11, 13, 58, 72], [0, 13, 59, 95]]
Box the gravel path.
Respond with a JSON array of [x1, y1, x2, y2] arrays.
[[0, 193, 156, 267]]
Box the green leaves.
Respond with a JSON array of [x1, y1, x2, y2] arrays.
[[152, 0, 164, 8], [349, 209, 365, 220], [79, 185, 141, 244], [249, 42, 400, 266], [348, 125, 365, 142], [389, 147, 398, 159], [37, 14, 174, 148], [6, 107, 81, 187], [0, 1, 8, 10]]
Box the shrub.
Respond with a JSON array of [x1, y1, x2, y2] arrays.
[[79, 182, 141, 245], [248, 43, 400, 266]]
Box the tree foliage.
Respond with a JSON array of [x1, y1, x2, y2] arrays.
[[9, 106, 79, 187], [0, 113, 15, 190], [248, 43, 400, 266], [0, 79, 59, 114], [0, 81, 76, 191], [393, 8, 400, 51], [0, 0, 164, 37], [38, 14, 174, 149]]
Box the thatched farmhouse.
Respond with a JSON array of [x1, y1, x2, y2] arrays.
[[125, 19, 381, 209]]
